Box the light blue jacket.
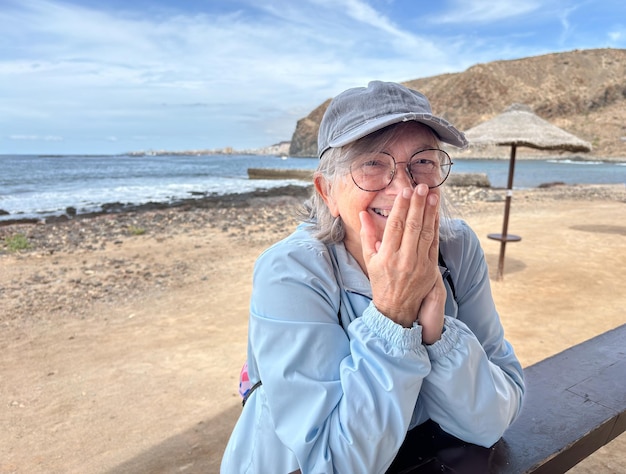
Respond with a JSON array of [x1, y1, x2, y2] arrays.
[[221, 219, 525, 474]]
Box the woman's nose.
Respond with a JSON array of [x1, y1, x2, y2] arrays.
[[389, 164, 414, 190]]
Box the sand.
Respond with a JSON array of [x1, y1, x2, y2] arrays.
[[1, 184, 625, 473]]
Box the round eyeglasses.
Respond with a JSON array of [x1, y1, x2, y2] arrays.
[[350, 148, 453, 192]]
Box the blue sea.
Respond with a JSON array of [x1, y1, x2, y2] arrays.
[[1, 154, 625, 222]]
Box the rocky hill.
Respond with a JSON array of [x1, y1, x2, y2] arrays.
[[289, 48, 626, 158]]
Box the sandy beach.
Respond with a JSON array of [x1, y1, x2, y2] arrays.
[[1, 183, 625, 473]]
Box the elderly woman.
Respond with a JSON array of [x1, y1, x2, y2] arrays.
[[221, 81, 525, 474]]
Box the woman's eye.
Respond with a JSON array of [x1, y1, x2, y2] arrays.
[[364, 160, 385, 167], [411, 159, 436, 167]]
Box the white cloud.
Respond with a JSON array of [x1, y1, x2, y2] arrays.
[[608, 30, 623, 43], [1, 0, 622, 153], [318, 0, 407, 38], [9, 134, 63, 141], [557, 5, 582, 45], [430, 0, 542, 24], [2, 0, 459, 136]]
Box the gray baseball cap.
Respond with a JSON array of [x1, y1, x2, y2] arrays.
[[317, 80, 468, 158]]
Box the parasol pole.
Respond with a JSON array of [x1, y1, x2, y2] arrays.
[[488, 143, 522, 280], [497, 144, 517, 279]]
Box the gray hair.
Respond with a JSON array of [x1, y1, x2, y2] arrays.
[[301, 146, 350, 243], [302, 123, 456, 244]]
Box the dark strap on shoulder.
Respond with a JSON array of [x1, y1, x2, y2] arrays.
[[242, 380, 262, 407], [438, 250, 457, 302]]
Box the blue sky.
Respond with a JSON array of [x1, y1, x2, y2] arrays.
[[2, 0, 625, 155]]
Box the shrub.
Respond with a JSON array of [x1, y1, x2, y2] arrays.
[[5, 233, 31, 252], [128, 225, 146, 236]]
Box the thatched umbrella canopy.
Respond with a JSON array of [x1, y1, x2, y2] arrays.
[[464, 104, 592, 280], [464, 103, 592, 152]]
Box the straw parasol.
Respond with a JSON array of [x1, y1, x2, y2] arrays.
[[464, 104, 592, 280]]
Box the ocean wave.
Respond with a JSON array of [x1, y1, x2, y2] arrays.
[[547, 159, 607, 165], [0, 178, 311, 222]]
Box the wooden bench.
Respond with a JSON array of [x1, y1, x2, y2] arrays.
[[387, 323, 626, 473]]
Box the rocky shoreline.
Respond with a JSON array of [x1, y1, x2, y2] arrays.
[[0, 184, 313, 227], [1, 183, 624, 326], [2, 183, 623, 251]]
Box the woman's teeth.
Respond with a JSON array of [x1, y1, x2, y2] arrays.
[[373, 208, 390, 217]]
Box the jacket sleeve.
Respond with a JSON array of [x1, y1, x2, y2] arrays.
[[418, 220, 525, 447], [248, 237, 431, 473]]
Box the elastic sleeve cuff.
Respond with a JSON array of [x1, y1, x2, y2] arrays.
[[361, 302, 423, 350], [425, 316, 461, 360]]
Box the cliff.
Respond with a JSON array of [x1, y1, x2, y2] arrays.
[[289, 48, 626, 158]]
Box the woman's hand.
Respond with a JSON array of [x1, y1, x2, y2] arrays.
[[417, 273, 446, 344], [360, 184, 444, 338]]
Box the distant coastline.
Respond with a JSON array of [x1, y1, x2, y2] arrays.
[[126, 140, 292, 158], [108, 151, 626, 163]]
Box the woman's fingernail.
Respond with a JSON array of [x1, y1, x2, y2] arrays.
[[417, 184, 428, 196], [402, 188, 412, 198]]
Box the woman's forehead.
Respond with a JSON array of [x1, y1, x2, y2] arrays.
[[357, 122, 439, 153]]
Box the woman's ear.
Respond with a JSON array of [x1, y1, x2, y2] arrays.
[[314, 174, 340, 217]]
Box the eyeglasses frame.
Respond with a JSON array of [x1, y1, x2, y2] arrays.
[[349, 148, 453, 192]]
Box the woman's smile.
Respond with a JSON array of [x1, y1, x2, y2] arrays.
[[371, 207, 391, 218]]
